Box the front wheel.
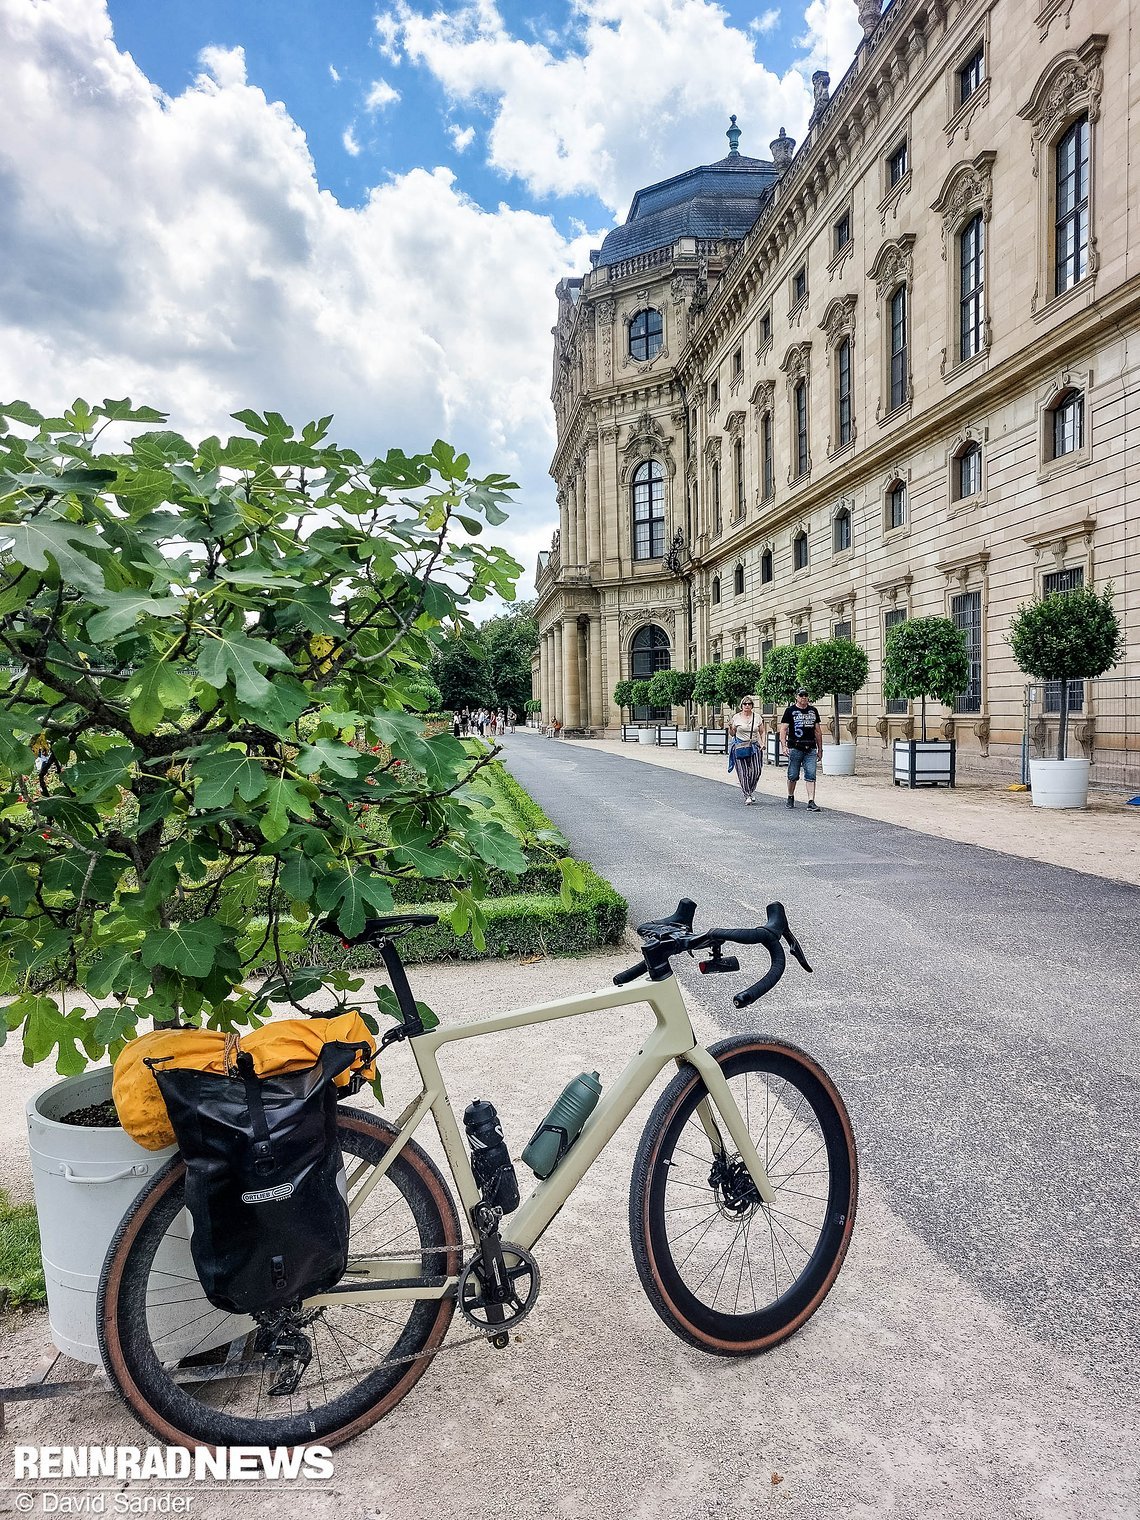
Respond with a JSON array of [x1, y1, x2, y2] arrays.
[[629, 1035, 857, 1354]]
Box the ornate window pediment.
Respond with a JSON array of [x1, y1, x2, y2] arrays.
[[779, 342, 812, 387], [1018, 35, 1106, 176], [931, 152, 996, 258], [749, 379, 775, 411], [619, 413, 676, 483], [868, 234, 916, 301], [819, 295, 857, 345], [703, 434, 723, 462], [724, 408, 747, 439]]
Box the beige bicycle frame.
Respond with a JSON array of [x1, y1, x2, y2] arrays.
[[313, 971, 776, 1308]]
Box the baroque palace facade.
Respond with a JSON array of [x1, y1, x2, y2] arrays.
[[533, 0, 1138, 769]]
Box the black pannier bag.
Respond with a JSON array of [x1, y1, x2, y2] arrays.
[[147, 1040, 372, 1316]]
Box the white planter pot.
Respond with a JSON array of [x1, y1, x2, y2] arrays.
[[637, 726, 657, 745], [1030, 757, 1090, 809], [823, 741, 856, 777], [27, 1068, 178, 1363], [676, 730, 699, 752]]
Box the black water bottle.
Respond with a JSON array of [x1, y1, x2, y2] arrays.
[[463, 1099, 521, 1215]]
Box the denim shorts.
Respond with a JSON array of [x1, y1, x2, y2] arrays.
[[786, 747, 818, 783]]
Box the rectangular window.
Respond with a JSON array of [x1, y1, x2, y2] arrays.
[[959, 214, 984, 361], [734, 645, 745, 661], [837, 338, 852, 447], [1052, 391, 1084, 458], [957, 444, 982, 500], [710, 377, 720, 407], [889, 286, 908, 411], [734, 439, 745, 518], [712, 460, 721, 535], [793, 631, 809, 647], [834, 619, 853, 716], [1055, 115, 1089, 295], [884, 608, 908, 714], [888, 140, 909, 187], [792, 266, 807, 306], [887, 482, 907, 530], [834, 211, 851, 254], [951, 590, 982, 714], [733, 346, 743, 379], [1043, 567, 1085, 713], [761, 412, 774, 501], [959, 45, 984, 106], [794, 381, 809, 478], [759, 310, 772, 347]]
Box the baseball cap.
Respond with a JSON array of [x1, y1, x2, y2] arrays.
[[795, 686, 809, 696]]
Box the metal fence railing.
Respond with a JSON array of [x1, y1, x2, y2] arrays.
[[1021, 677, 1140, 790]]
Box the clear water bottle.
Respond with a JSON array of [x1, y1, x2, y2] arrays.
[[463, 1099, 520, 1214], [522, 1072, 602, 1179]]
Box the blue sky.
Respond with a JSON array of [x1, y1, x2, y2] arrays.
[[0, 0, 863, 590]]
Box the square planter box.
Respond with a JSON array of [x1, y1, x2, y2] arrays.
[[765, 731, 787, 768], [893, 738, 956, 788], [620, 724, 641, 742], [699, 728, 729, 755]]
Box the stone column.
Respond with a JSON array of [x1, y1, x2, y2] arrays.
[[551, 624, 563, 724], [558, 489, 569, 568], [605, 615, 621, 730], [588, 616, 603, 727], [562, 617, 581, 731], [576, 467, 588, 568], [586, 435, 601, 568], [542, 631, 552, 719]]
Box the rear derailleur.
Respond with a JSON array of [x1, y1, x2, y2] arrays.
[[457, 1204, 540, 1348], [253, 1305, 321, 1396]]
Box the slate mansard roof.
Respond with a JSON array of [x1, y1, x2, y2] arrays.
[[591, 149, 778, 269]]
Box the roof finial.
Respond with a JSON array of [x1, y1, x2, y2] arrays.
[[726, 115, 741, 156]]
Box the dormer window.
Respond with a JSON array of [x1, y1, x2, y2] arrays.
[[629, 309, 663, 361]]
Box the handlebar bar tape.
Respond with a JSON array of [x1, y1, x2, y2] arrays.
[[612, 960, 647, 986]]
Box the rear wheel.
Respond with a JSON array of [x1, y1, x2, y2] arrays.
[[99, 1110, 462, 1449], [629, 1035, 857, 1354]]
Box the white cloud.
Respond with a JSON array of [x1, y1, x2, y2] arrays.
[[329, 63, 341, 83], [751, 9, 781, 36], [342, 123, 362, 154], [384, 0, 832, 213], [365, 77, 401, 111], [799, 0, 864, 78], [0, 0, 599, 586], [450, 124, 476, 152], [374, 11, 403, 64]]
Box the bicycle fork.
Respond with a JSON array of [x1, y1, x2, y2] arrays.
[[680, 1047, 776, 1206]]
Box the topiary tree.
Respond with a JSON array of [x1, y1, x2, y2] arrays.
[[1009, 585, 1123, 759], [756, 646, 799, 718], [612, 679, 635, 719], [883, 617, 969, 741], [716, 658, 763, 711], [524, 698, 541, 715], [796, 638, 869, 740], [662, 668, 698, 727], [692, 664, 720, 714], [646, 669, 675, 713], [0, 398, 557, 1074], [628, 679, 652, 713]]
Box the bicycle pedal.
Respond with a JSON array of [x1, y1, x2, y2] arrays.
[[489, 1331, 511, 1350]]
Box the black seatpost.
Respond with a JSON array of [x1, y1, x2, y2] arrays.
[[379, 940, 424, 1034]]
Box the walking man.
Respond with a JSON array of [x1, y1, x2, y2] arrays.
[[780, 687, 824, 811]]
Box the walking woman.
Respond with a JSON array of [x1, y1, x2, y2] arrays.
[[728, 696, 763, 805]]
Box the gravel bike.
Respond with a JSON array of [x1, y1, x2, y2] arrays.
[[98, 898, 858, 1450]]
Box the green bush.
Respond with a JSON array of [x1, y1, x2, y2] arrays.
[[629, 679, 651, 709], [716, 658, 763, 710], [1009, 585, 1123, 759], [613, 679, 635, 715], [796, 638, 869, 736], [646, 670, 675, 710], [692, 664, 720, 709], [883, 617, 969, 740], [756, 647, 799, 711]]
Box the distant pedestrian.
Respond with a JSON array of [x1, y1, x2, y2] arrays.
[[451, 711, 462, 740], [727, 696, 763, 806], [507, 707, 516, 733], [780, 688, 824, 811]]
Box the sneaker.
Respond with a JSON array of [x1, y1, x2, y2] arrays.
[[806, 799, 820, 811], [786, 796, 795, 809]]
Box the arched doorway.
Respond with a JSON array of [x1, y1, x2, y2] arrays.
[[630, 624, 671, 722]]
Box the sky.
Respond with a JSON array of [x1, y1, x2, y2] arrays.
[[0, 0, 865, 597]]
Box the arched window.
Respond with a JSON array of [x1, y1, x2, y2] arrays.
[[761, 548, 773, 584], [629, 309, 663, 362], [889, 285, 908, 410], [959, 214, 984, 361], [955, 442, 982, 499], [1055, 116, 1089, 295], [793, 531, 809, 572], [632, 460, 665, 559], [712, 575, 721, 606], [630, 624, 671, 720], [733, 563, 745, 596], [833, 506, 852, 553], [1048, 389, 1084, 459], [886, 479, 907, 530]]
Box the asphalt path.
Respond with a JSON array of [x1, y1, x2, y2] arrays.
[[503, 733, 1140, 1401]]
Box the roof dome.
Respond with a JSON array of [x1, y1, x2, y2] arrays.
[[592, 118, 778, 269]]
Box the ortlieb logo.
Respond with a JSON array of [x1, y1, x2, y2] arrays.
[[241, 1181, 295, 1204]]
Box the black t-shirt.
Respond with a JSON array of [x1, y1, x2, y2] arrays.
[[781, 703, 821, 751]]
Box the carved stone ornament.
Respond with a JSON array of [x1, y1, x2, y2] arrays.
[[1035, 0, 1075, 41], [620, 413, 676, 481], [780, 342, 812, 387], [595, 296, 616, 324], [868, 234, 916, 301], [618, 608, 676, 639], [750, 379, 775, 412], [1018, 36, 1106, 177], [703, 434, 723, 462], [724, 408, 747, 439], [931, 152, 995, 260], [819, 294, 857, 345]]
